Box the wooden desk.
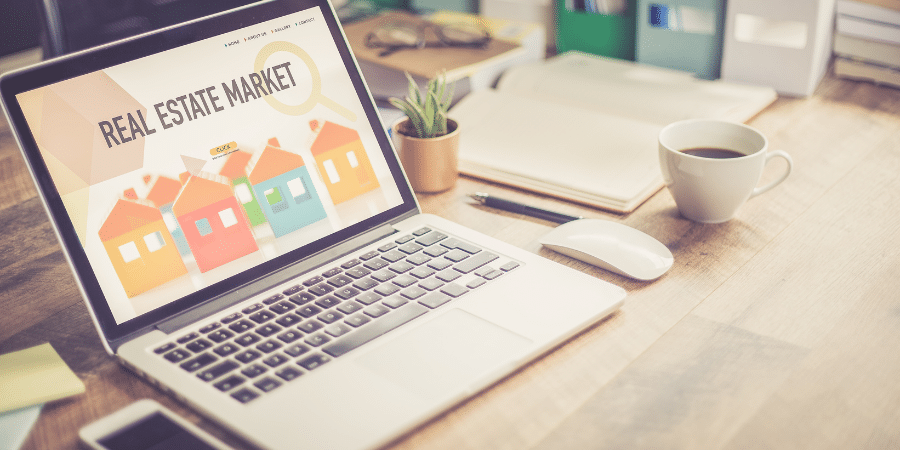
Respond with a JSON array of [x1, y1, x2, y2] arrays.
[[2, 69, 900, 450]]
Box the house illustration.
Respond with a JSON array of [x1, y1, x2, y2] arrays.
[[310, 121, 380, 204], [172, 172, 258, 272], [248, 139, 327, 238], [219, 150, 267, 227], [145, 175, 191, 256], [98, 199, 188, 298]]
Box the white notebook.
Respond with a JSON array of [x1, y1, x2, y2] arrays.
[[451, 52, 778, 213]]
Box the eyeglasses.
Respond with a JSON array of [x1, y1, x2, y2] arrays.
[[365, 20, 492, 57]]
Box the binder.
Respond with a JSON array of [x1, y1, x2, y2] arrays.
[[555, 0, 636, 60]]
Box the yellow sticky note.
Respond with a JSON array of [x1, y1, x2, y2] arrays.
[[0, 343, 86, 414]]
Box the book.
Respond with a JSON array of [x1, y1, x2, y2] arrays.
[[834, 56, 900, 88], [836, 11, 900, 45], [845, 0, 900, 9], [449, 52, 777, 213], [342, 11, 543, 102], [833, 33, 900, 69], [837, 0, 900, 24]]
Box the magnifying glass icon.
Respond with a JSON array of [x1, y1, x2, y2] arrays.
[[254, 41, 357, 122]]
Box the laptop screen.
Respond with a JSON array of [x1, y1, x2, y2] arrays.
[[1, 0, 417, 340]]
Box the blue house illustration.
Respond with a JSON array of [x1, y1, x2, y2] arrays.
[[247, 140, 327, 237]]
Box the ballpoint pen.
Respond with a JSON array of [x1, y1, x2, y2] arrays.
[[469, 192, 583, 224]]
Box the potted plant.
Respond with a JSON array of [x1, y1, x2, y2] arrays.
[[389, 71, 460, 193]]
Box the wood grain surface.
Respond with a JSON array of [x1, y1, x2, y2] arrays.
[[2, 68, 900, 450]]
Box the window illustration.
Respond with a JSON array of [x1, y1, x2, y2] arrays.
[[219, 150, 268, 227]]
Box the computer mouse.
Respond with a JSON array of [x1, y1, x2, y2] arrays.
[[539, 219, 673, 281]]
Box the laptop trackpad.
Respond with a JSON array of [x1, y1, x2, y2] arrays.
[[356, 309, 532, 400]]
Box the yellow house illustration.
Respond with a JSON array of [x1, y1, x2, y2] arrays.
[[309, 121, 380, 204], [99, 199, 188, 298]]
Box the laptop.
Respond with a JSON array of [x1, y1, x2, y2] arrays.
[[0, 1, 625, 448]]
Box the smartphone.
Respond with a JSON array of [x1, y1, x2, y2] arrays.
[[79, 399, 232, 450]]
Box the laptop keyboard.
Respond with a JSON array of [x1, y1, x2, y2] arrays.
[[151, 227, 520, 404]]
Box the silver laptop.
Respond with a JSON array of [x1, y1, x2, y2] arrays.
[[0, 1, 625, 448]]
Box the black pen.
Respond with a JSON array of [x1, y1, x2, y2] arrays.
[[469, 192, 583, 224]]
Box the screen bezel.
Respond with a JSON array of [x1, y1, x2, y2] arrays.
[[0, 0, 418, 344]]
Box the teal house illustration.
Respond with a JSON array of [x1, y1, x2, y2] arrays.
[[247, 139, 327, 237]]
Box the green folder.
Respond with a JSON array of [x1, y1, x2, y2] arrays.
[[555, 0, 636, 60]]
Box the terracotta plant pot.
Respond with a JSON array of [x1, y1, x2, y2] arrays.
[[393, 118, 460, 193]]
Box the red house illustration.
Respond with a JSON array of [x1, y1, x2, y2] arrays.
[[172, 172, 258, 272], [98, 199, 188, 297]]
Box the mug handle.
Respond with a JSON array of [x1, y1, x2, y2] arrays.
[[750, 150, 793, 198]]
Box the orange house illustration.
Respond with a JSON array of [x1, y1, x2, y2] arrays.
[[172, 173, 258, 272], [98, 199, 188, 298], [310, 121, 380, 204]]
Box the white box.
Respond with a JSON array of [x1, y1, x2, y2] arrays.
[[720, 0, 837, 97]]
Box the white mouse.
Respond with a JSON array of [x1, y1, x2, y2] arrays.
[[539, 219, 673, 281]]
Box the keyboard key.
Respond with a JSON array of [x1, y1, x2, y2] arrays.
[[296, 305, 323, 318], [341, 259, 361, 269], [249, 310, 276, 324], [262, 354, 289, 367], [412, 227, 432, 236], [374, 284, 400, 297], [297, 354, 331, 371], [322, 303, 429, 358], [381, 250, 406, 262], [337, 301, 363, 315], [262, 294, 284, 305], [282, 284, 303, 295], [303, 275, 324, 286], [213, 342, 240, 357], [363, 304, 389, 318], [198, 323, 221, 334], [277, 329, 303, 343], [389, 261, 415, 273], [363, 258, 389, 271], [207, 329, 234, 343], [500, 261, 520, 271], [383, 296, 408, 309], [401, 287, 427, 300], [275, 314, 302, 327], [241, 364, 267, 378], [324, 323, 352, 338], [395, 234, 415, 244], [197, 360, 239, 382], [371, 270, 396, 282], [453, 252, 499, 274], [377, 242, 397, 252], [176, 332, 199, 344], [484, 270, 504, 280], [419, 278, 445, 291], [269, 301, 295, 314], [214, 374, 245, 392], [164, 348, 191, 363], [466, 278, 487, 289], [275, 367, 303, 381], [392, 274, 417, 288], [235, 333, 262, 347], [234, 350, 262, 364], [154, 343, 176, 354], [427, 258, 453, 271], [444, 250, 470, 262], [315, 295, 341, 309], [419, 292, 452, 309], [352, 278, 378, 291], [406, 254, 431, 266], [346, 267, 372, 279], [409, 266, 436, 279], [328, 274, 354, 288], [256, 324, 282, 337], [334, 287, 360, 300], [322, 267, 343, 278], [359, 250, 379, 260], [297, 320, 324, 334], [345, 314, 371, 328], [435, 269, 461, 282], [242, 303, 264, 314], [186, 339, 213, 353], [398, 242, 424, 254], [355, 292, 381, 305], [304, 333, 330, 347], [229, 319, 254, 333], [317, 311, 344, 324], [220, 312, 242, 324], [440, 283, 469, 298], [308, 283, 334, 296], [283, 344, 310, 357], [416, 231, 446, 246], [423, 246, 449, 257], [231, 388, 259, 403], [180, 353, 217, 372], [289, 292, 316, 305], [475, 266, 494, 277], [256, 340, 282, 353]]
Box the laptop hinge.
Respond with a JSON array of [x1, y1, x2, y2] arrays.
[[155, 222, 400, 334]]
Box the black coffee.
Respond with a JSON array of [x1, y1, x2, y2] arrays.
[[680, 147, 745, 159]]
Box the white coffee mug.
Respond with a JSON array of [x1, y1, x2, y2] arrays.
[[659, 119, 792, 223]]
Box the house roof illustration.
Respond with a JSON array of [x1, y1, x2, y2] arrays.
[[146, 176, 182, 207], [99, 199, 164, 242], [247, 144, 305, 185], [219, 150, 253, 181], [310, 122, 360, 157], [172, 172, 234, 217]]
